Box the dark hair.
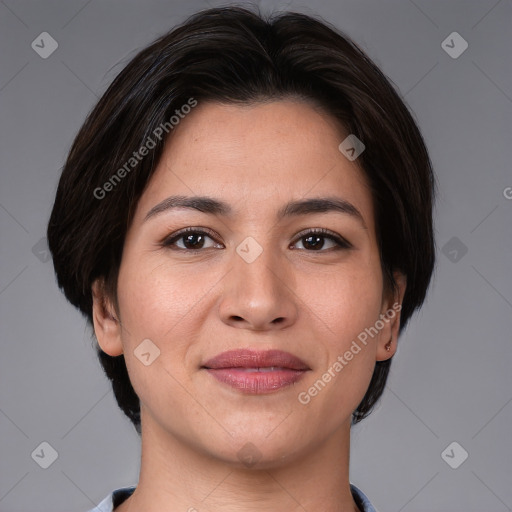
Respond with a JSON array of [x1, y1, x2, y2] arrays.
[[47, 5, 435, 435]]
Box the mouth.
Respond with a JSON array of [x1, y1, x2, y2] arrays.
[[201, 349, 310, 394]]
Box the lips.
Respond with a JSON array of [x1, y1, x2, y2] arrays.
[[202, 349, 310, 371], [202, 349, 310, 394]]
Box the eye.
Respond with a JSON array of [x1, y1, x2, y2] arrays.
[[290, 228, 352, 252], [161, 227, 352, 252], [162, 227, 223, 251]]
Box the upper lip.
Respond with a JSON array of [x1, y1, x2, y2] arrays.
[[202, 349, 310, 370]]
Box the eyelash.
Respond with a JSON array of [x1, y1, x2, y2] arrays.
[[161, 227, 352, 252]]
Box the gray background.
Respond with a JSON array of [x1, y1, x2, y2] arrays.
[[1, 0, 511, 511]]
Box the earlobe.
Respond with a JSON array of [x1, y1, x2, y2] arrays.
[[376, 337, 397, 362], [376, 271, 407, 362], [91, 279, 124, 357]]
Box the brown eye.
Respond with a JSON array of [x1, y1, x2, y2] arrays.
[[162, 228, 223, 251], [162, 227, 351, 253], [291, 229, 352, 252]]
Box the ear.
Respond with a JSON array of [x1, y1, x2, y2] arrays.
[[91, 278, 123, 356], [376, 271, 407, 362]]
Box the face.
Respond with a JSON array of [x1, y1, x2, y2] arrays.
[[93, 99, 404, 467]]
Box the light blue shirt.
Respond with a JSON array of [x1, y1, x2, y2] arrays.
[[87, 483, 378, 511]]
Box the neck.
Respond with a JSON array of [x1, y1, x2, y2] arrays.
[[117, 411, 360, 512]]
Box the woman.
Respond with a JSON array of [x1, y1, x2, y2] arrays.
[[47, 6, 435, 512]]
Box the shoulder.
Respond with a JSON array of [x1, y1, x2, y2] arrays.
[[85, 486, 136, 512], [350, 483, 379, 512]]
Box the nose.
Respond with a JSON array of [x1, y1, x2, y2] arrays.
[[218, 239, 298, 332]]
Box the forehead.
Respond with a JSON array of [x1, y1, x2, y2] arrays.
[[133, 100, 374, 228]]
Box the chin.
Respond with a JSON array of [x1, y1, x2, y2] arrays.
[[201, 430, 308, 470]]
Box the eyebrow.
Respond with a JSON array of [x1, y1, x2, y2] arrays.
[[144, 195, 367, 229]]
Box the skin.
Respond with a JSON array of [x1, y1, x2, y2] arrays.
[[92, 99, 406, 512]]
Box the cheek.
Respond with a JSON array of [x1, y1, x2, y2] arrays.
[[116, 252, 206, 343], [307, 260, 383, 393], [308, 260, 384, 342], [293, 266, 383, 424], [116, 267, 168, 340], [115, 256, 199, 407]]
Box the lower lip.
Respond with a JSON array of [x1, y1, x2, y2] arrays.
[[204, 368, 307, 393]]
